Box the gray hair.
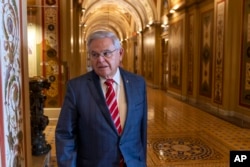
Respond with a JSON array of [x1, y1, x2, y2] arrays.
[[86, 31, 121, 51]]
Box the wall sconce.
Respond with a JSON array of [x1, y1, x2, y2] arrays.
[[170, 4, 180, 14], [161, 24, 168, 28], [169, 9, 175, 13], [79, 23, 87, 27], [81, 7, 86, 16]]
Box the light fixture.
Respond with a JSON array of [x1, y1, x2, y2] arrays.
[[169, 9, 175, 13], [173, 5, 180, 10], [169, 4, 180, 14]]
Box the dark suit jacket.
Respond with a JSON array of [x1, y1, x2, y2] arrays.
[[55, 68, 147, 167]]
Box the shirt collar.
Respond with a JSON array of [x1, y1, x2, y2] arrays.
[[100, 68, 121, 86], [112, 68, 120, 85]]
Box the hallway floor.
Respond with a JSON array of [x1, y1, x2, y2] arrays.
[[42, 87, 250, 167]]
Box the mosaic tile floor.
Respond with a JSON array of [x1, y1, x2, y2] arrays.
[[41, 87, 250, 167]]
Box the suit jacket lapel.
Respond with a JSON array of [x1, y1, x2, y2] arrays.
[[120, 69, 134, 134], [86, 71, 118, 133]]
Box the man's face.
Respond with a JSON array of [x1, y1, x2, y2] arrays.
[[89, 38, 123, 78]]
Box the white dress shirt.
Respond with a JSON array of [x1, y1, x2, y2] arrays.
[[100, 69, 127, 129]]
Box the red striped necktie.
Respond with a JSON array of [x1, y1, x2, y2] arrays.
[[105, 79, 122, 134]]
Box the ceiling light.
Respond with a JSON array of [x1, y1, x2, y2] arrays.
[[170, 9, 175, 13]]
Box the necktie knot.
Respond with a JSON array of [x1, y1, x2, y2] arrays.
[[105, 79, 114, 86]]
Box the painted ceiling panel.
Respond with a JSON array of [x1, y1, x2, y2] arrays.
[[80, 0, 157, 40]]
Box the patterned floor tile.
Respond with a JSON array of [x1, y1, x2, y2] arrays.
[[147, 132, 229, 166], [39, 87, 250, 167]]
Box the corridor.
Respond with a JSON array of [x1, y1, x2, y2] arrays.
[[1, 0, 250, 166], [43, 86, 250, 167]]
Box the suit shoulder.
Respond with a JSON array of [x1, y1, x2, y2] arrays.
[[121, 69, 145, 81], [67, 72, 93, 86]]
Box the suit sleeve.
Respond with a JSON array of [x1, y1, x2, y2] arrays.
[[141, 79, 148, 160], [55, 82, 78, 167]]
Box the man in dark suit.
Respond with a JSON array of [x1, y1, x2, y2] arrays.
[[55, 30, 148, 167]]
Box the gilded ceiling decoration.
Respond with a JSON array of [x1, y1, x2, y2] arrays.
[[79, 0, 159, 41]]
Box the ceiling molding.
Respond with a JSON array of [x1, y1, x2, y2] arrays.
[[80, 0, 156, 39]]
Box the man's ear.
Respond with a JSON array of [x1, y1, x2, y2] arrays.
[[119, 48, 124, 55]]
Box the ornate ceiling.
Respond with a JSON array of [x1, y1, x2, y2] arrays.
[[27, 0, 172, 41], [79, 0, 163, 41]]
